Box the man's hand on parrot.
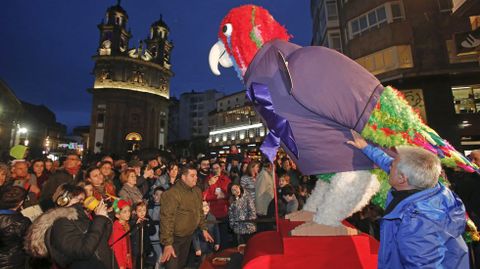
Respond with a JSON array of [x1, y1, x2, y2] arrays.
[[347, 130, 368, 150]]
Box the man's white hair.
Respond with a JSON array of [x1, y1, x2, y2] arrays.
[[396, 146, 441, 189]]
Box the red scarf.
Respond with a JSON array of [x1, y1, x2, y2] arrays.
[[65, 166, 80, 176]]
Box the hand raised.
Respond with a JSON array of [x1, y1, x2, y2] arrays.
[[346, 130, 368, 149]]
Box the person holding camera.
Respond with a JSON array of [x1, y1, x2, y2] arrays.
[[26, 184, 117, 269], [203, 162, 231, 250]]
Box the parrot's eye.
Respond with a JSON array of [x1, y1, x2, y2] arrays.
[[222, 23, 233, 37]]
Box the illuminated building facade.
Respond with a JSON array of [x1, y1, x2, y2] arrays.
[[88, 3, 173, 154], [208, 91, 267, 156]]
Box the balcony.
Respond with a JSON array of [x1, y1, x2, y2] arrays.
[[354, 44, 414, 76]]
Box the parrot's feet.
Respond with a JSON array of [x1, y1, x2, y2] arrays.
[[290, 221, 359, 236], [285, 210, 314, 222]]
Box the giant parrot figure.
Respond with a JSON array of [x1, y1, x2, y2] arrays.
[[208, 5, 479, 233]]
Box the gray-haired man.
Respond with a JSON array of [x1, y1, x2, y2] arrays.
[[348, 130, 469, 269]]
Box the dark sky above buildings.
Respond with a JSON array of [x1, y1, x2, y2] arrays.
[[0, 1, 311, 131]]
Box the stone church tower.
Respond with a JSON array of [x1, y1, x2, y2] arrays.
[[89, 2, 173, 154]]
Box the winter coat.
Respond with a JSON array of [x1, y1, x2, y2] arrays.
[[192, 213, 220, 254], [379, 183, 469, 269], [12, 175, 39, 207], [160, 180, 206, 246], [284, 196, 299, 215], [0, 210, 31, 269], [240, 175, 256, 203], [118, 184, 143, 206], [148, 203, 161, 254], [110, 221, 132, 269], [203, 174, 231, 219], [361, 145, 469, 268], [445, 168, 480, 227], [255, 168, 274, 216], [229, 193, 256, 235], [150, 174, 173, 192], [129, 216, 156, 256], [25, 204, 117, 269]]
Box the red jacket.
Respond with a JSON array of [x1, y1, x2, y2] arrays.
[[203, 174, 231, 219], [109, 220, 132, 269]]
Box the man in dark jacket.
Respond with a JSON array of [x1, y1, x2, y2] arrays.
[[160, 165, 214, 269], [39, 153, 83, 210], [0, 186, 31, 269], [26, 184, 117, 269]]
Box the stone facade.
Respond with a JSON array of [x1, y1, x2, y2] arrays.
[[88, 3, 172, 155]]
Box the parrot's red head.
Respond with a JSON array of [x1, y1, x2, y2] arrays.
[[209, 5, 290, 79]]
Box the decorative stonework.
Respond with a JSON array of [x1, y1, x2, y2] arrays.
[[93, 80, 169, 99]]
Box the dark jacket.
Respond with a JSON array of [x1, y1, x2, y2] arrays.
[[160, 180, 206, 246], [25, 204, 117, 269], [445, 168, 480, 227], [0, 210, 31, 269], [39, 169, 83, 210], [129, 216, 156, 256]]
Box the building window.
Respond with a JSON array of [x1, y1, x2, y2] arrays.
[[348, 1, 403, 40], [326, 0, 338, 21], [328, 31, 342, 52], [391, 2, 403, 21], [437, 0, 453, 12], [97, 113, 105, 127], [452, 85, 480, 114]]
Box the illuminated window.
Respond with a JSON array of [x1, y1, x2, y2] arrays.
[[452, 85, 480, 114]]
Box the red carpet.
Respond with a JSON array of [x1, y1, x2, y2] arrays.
[[242, 219, 379, 269]]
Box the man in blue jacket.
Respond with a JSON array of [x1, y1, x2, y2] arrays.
[[347, 130, 469, 269]]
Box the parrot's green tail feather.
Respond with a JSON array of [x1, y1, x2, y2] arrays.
[[361, 86, 478, 173]]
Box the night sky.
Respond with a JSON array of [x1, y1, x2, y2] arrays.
[[0, 1, 311, 132]]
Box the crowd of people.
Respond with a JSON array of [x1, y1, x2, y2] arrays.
[[1, 141, 479, 269], [0, 145, 317, 269]]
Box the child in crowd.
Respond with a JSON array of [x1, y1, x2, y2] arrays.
[[148, 187, 164, 269], [281, 185, 299, 214], [130, 201, 156, 269], [228, 183, 256, 245], [278, 173, 291, 189], [297, 184, 309, 210], [193, 201, 220, 265], [110, 199, 133, 269]]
